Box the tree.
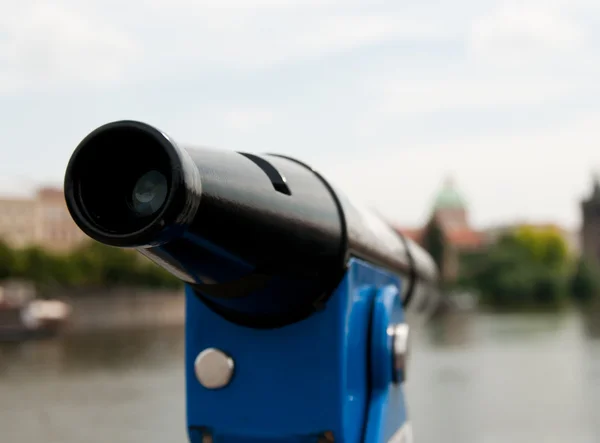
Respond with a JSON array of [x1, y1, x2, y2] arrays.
[[12, 246, 58, 286], [512, 225, 569, 271], [67, 241, 181, 289], [421, 217, 446, 280], [0, 239, 15, 280], [0, 239, 181, 290], [457, 227, 571, 308]]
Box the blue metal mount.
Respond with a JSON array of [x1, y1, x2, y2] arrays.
[[185, 258, 410, 443]]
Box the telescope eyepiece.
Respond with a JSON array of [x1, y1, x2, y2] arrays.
[[131, 169, 169, 217], [64, 121, 199, 247]]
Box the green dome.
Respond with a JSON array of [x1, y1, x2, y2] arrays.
[[433, 178, 466, 210]]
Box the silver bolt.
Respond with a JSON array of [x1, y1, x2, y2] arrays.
[[194, 348, 235, 389], [390, 323, 410, 384]]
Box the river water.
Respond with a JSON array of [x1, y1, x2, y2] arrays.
[[1, 311, 600, 443]]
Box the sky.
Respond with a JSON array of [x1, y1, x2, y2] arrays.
[[1, 0, 600, 229]]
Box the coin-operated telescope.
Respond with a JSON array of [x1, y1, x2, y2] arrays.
[[64, 121, 439, 443]]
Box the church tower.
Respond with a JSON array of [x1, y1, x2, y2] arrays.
[[425, 176, 480, 282], [431, 177, 469, 233], [581, 174, 600, 264]]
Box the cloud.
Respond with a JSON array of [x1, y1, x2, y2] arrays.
[[353, 1, 597, 133], [0, 1, 452, 94], [0, 177, 38, 199], [355, 63, 597, 138], [221, 107, 275, 131], [292, 15, 445, 56], [0, 0, 594, 94], [151, 0, 344, 8], [1, 0, 600, 232], [374, 75, 578, 116], [320, 112, 600, 229], [469, 2, 587, 65], [132, 11, 446, 72], [0, 3, 139, 93]]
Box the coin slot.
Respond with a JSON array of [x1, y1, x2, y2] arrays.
[[239, 152, 292, 196]]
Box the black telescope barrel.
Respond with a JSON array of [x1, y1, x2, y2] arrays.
[[64, 120, 438, 326]]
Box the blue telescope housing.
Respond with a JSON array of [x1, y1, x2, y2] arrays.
[[64, 121, 439, 443]]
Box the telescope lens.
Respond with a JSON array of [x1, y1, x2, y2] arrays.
[[131, 170, 168, 217]]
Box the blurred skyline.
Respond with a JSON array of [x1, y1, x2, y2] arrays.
[[1, 0, 600, 229]]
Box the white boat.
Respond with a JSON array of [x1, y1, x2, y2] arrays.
[[0, 280, 71, 341]]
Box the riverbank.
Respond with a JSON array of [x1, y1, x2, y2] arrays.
[[50, 288, 185, 333]]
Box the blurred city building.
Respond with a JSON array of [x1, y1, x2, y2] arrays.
[[0, 187, 87, 252], [34, 187, 87, 252], [0, 197, 36, 248], [581, 175, 600, 264], [395, 177, 580, 281], [395, 177, 484, 281]]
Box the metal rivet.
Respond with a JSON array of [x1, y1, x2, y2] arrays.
[[390, 323, 410, 384], [194, 348, 235, 389]]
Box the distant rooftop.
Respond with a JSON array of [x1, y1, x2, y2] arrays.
[[36, 187, 64, 200], [433, 176, 466, 210]]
